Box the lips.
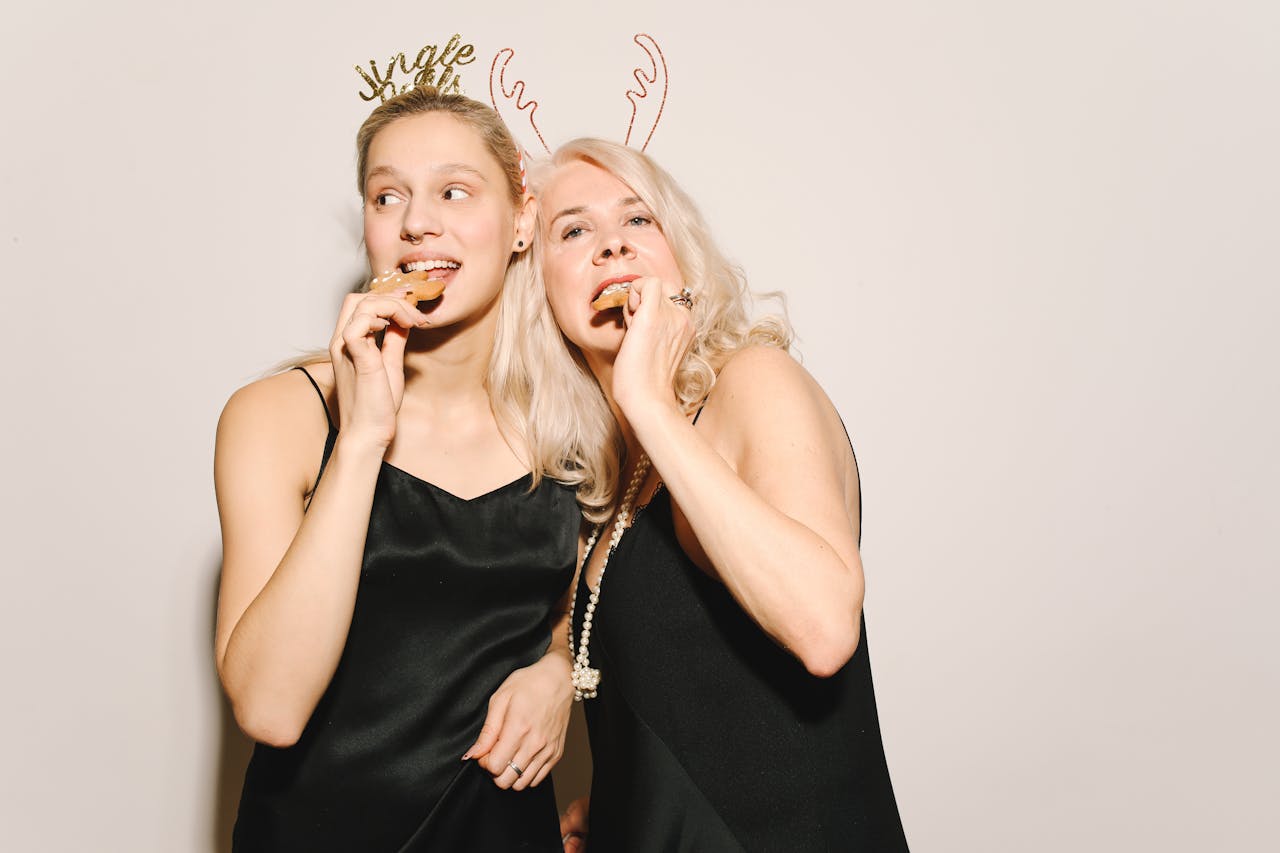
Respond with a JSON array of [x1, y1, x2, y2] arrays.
[[399, 256, 461, 284], [590, 274, 640, 307]]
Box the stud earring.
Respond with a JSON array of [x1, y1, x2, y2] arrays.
[[517, 240, 525, 248]]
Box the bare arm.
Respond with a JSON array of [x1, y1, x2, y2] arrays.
[[214, 291, 429, 745], [213, 375, 386, 745], [614, 280, 863, 677]]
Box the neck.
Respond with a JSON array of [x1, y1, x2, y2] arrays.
[[400, 298, 499, 405]]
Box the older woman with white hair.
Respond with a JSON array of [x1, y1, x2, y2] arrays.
[[527, 139, 909, 851]]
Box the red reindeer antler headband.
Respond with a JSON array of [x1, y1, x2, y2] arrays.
[[488, 33, 669, 160]]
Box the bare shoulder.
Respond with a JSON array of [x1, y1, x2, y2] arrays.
[[220, 364, 331, 432], [705, 346, 840, 435], [701, 345, 854, 482], [712, 345, 816, 399], [216, 364, 333, 495]]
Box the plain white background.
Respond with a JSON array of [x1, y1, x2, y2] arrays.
[[1, 2, 1276, 850]]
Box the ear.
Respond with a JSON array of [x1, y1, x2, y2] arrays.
[[512, 194, 537, 254]]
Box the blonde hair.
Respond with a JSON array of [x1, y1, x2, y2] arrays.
[[522, 138, 793, 522]]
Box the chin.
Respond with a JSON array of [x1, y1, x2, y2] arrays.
[[583, 330, 624, 359]]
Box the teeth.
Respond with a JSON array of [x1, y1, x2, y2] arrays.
[[404, 260, 460, 272], [601, 282, 628, 296]]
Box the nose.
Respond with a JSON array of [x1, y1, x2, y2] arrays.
[[402, 198, 443, 244], [595, 235, 635, 263]]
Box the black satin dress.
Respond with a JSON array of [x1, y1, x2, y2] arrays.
[[232, 369, 578, 852], [574, 485, 909, 852]]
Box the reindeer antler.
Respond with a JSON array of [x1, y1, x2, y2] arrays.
[[623, 34, 668, 151], [489, 48, 551, 155]]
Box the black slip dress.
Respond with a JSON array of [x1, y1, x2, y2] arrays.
[[232, 367, 579, 852], [573, 428, 909, 851]]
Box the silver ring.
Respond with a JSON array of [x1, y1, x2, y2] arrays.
[[507, 761, 525, 778], [668, 287, 694, 309]]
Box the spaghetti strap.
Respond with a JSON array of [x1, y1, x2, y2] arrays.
[[293, 365, 335, 432], [292, 366, 338, 509], [836, 417, 863, 547]]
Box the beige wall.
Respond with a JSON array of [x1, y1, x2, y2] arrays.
[[1, 2, 1276, 850]]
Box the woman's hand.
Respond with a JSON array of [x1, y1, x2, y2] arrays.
[[611, 275, 695, 422], [328, 286, 431, 448], [463, 652, 574, 790], [560, 796, 589, 852]]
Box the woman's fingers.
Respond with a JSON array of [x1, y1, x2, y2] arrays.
[[522, 740, 561, 790], [613, 276, 695, 415], [622, 274, 663, 324], [622, 275, 689, 326], [492, 737, 552, 790], [325, 289, 430, 443], [480, 720, 539, 788], [332, 290, 430, 344], [329, 291, 430, 379], [380, 323, 410, 374], [332, 291, 366, 337], [343, 311, 389, 340], [473, 704, 555, 790], [510, 740, 558, 791], [364, 292, 432, 331], [463, 692, 508, 762]]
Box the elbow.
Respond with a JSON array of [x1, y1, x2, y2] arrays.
[[795, 615, 861, 679], [217, 651, 308, 747], [798, 642, 856, 679], [232, 701, 306, 748], [254, 728, 303, 750], [221, 671, 307, 747]]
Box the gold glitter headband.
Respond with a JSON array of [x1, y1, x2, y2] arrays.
[[355, 34, 477, 103]]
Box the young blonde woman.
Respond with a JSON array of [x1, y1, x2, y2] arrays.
[[213, 87, 581, 852], [529, 139, 910, 851]]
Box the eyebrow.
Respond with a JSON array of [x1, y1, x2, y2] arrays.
[[548, 196, 646, 227], [435, 162, 489, 182], [364, 163, 489, 190]]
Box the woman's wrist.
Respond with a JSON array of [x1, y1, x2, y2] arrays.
[[623, 397, 688, 454], [538, 644, 574, 673], [330, 430, 391, 464]]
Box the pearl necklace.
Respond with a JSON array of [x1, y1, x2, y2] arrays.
[[568, 453, 652, 701]]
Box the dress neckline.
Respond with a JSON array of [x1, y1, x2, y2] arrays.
[[381, 463, 534, 503]]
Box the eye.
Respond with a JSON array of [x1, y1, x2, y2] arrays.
[[373, 192, 404, 207], [443, 186, 471, 201], [627, 214, 653, 227], [561, 225, 586, 241]]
